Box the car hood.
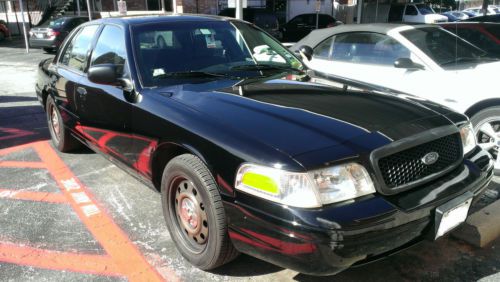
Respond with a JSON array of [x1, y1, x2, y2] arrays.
[[164, 79, 458, 157]]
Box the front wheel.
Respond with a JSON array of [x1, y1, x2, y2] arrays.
[[161, 154, 238, 270], [471, 107, 500, 173]]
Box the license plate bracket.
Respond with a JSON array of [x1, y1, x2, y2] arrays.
[[434, 191, 473, 240]]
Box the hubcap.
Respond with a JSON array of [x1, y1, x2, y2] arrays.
[[50, 105, 60, 141], [475, 119, 500, 171], [174, 179, 208, 246]]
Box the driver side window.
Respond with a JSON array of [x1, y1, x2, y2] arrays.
[[90, 25, 127, 78]]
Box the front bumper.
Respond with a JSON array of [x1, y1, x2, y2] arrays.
[[225, 146, 494, 275]]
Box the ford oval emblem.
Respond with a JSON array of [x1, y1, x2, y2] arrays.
[[422, 152, 439, 165]]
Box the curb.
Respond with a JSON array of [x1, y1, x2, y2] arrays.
[[452, 197, 500, 248]]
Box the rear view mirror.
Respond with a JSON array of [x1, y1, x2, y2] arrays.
[[88, 64, 118, 85], [298, 45, 313, 61], [394, 58, 425, 70]]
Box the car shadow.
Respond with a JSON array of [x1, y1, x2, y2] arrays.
[[210, 254, 284, 277], [0, 95, 38, 103]]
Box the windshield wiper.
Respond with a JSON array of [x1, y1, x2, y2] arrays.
[[231, 64, 304, 74], [153, 71, 234, 79]]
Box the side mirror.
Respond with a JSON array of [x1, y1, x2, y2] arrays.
[[394, 58, 425, 70], [298, 45, 313, 61], [88, 64, 118, 85]]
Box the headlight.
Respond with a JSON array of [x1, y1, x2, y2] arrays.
[[235, 163, 375, 208], [460, 122, 476, 155]]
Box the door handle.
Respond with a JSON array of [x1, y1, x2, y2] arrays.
[[76, 87, 87, 96]]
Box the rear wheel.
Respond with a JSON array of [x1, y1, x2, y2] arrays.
[[46, 96, 80, 152], [0, 31, 5, 41], [161, 154, 238, 270], [43, 47, 54, 53], [471, 106, 500, 173]]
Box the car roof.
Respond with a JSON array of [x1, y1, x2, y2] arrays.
[[87, 13, 236, 27], [292, 23, 428, 49]]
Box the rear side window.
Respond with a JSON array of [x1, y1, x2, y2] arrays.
[[91, 25, 127, 77], [59, 25, 99, 72]]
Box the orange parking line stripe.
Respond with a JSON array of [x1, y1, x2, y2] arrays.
[[0, 142, 38, 156], [0, 161, 47, 169], [0, 189, 67, 203], [0, 242, 122, 277], [33, 141, 177, 282]]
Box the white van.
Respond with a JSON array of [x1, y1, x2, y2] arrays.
[[388, 4, 448, 23]]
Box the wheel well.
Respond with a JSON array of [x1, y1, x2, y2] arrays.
[[465, 99, 500, 118], [151, 143, 190, 192]]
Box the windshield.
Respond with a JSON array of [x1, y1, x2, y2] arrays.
[[132, 21, 302, 86], [49, 18, 66, 28], [416, 4, 435, 15], [401, 27, 487, 67]]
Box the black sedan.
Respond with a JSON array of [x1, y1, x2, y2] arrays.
[[281, 13, 341, 42], [36, 15, 493, 275], [29, 16, 88, 52]]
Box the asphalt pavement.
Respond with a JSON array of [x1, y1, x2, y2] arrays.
[[0, 38, 499, 282]]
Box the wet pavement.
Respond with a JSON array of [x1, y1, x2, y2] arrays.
[[0, 38, 499, 282]]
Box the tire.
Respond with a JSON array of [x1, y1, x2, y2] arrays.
[[161, 154, 238, 270], [470, 106, 500, 173], [43, 47, 54, 53], [0, 31, 5, 41], [46, 96, 81, 152]]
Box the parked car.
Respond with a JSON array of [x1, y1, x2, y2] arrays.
[[463, 7, 497, 16], [462, 14, 500, 23], [281, 13, 341, 42], [29, 16, 88, 52], [292, 24, 500, 172], [388, 3, 448, 23], [440, 22, 500, 58], [36, 15, 493, 276], [441, 11, 469, 22], [0, 20, 10, 41], [218, 8, 281, 39], [461, 10, 479, 18]]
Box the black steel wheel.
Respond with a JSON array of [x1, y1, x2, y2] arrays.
[[161, 154, 238, 270]]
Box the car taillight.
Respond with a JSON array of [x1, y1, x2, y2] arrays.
[[47, 29, 60, 37]]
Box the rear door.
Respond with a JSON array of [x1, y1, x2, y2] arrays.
[[74, 24, 137, 169], [54, 24, 100, 131]]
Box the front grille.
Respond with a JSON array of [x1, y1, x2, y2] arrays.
[[378, 133, 462, 189]]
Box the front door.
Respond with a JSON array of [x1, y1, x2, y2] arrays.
[[74, 24, 137, 169]]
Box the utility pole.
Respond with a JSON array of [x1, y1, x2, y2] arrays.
[[235, 0, 243, 20], [18, 0, 29, 53], [86, 0, 92, 20]]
